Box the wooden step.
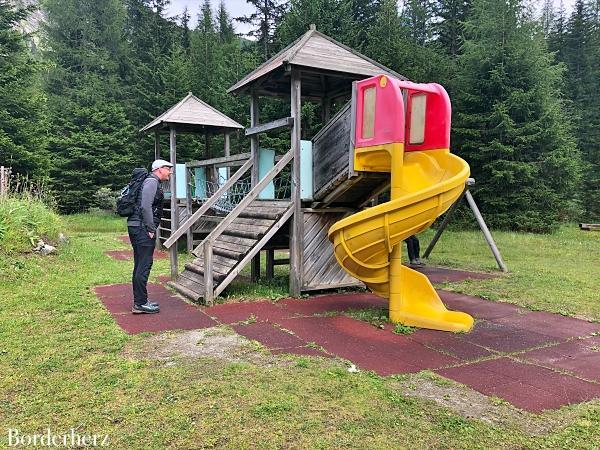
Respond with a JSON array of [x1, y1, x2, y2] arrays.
[[167, 281, 201, 302], [239, 209, 281, 220], [184, 263, 227, 282], [223, 227, 263, 240], [178, 271, 206, 294], [232, 217, 274, 228], [215, 234, 256, 249]]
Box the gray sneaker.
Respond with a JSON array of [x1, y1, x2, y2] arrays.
[[132, 302, 160, 314]]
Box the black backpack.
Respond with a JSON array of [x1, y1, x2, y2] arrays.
[[116, 168, 148, 217]]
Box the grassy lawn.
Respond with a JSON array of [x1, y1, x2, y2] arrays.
[[0, 215, 598, 448]]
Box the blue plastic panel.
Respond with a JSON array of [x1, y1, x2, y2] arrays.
[[300, 140, 313, 200], [258, 148, 275, 199]]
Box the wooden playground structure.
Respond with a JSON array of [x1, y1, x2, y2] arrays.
[[143, 27, 505, 314]]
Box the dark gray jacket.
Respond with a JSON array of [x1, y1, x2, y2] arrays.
[[126, 173, 164, 232]]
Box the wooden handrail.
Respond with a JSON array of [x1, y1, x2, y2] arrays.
[[192, 149, 294, 257], [186, 152, 251, 168], [162, 157, 253, 248], [245, 117, 294, 136]]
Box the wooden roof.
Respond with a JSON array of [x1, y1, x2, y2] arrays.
[[228, 27, 405, 98], [140, 92, 244, 134]]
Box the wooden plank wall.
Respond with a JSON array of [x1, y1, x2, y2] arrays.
[[301, 210, 362, 291], [312, 103, 352, 200]]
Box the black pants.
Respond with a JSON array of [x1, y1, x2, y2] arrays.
[[128, 226, 156, 306], [405, 235, 420, 261]]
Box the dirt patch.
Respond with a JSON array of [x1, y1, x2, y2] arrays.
[[389, 372, 577, 436], [121, 326, 284, 366]]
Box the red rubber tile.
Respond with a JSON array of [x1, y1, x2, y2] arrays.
[[204, 301, 292, 324], [116, 235, 130, 244], [457, 320, 559, 352], [95, 283, 216, 334], [414, 266, 497, 283], [437, 358, 600, 412], [105, 249, 169, 261], [438, 291, 527, 320], [493, 311, 600, 340], [94, 283, 171, 302], [409, 329, 493, 361], [279, 293, 387, 316], [270, 346, 333, 358], [520, 341, 600, 382], [278, 316, 458, 375], [232, 322, 306, 349]]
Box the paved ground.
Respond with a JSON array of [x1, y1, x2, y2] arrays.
[[97, 241, 600, 413]]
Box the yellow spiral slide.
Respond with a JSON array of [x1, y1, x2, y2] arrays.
[[327, 76, 474, 332]]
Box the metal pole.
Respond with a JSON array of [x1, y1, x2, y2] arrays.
[[423, 189, 467, 259], [464, 190, 508, 272]]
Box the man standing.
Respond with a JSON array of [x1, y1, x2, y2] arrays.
[[127, 159, 173, 313]]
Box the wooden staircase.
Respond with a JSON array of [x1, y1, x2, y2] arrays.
[[167, 199, 292, 302]]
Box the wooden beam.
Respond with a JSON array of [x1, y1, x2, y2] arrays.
[[224, 132, 231, 178], [163, 157, 253, 248], [154, 130, 160, 159], [245, 117, 294, 136], [203, 241, 214, 305], [250, 91, 259, 186], [580, 223, 600, 231], [194, 150, 294, 256], [266, 249, 275, 280], [154, 131, 162, 251], [185, 167, 193, 253], [186, 153, 251, 168], [169, 127, 178, 280], [289, 68, 303, 297]]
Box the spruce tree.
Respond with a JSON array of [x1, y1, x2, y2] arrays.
[[44, 0, 134, 211], [454, 0, 581, 232], [0, 0, 48, 177], [237, 0, 287, 59], [277, 0, 355, 45]]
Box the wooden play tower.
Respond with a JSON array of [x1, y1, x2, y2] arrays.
[[159, 27, 412, 304]]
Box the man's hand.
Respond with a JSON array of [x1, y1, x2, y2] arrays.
[[148, 232, 155, 239]]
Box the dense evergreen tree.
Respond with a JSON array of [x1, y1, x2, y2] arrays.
[[43, 0, 134, 211], [237, 0, 287, 59], [0, 0, 48, 177], [453, 0, 581, 232], [435, 0, 471, 57], [277, 0, 355, 46]]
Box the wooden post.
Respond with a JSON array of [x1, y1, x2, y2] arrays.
[[154, 131, 160, 159], [185, 166, 193, 253], [251, 253, 261, 282], [224, 132, 231, 178], [250, 92, 260, 186], [169, 127, 178, 280], [154, 132, 162, 250], [289, 69, 303, 297], [321, 96, 331, 125], [266, 249, 275, 280], [203, 240, 214, 305]]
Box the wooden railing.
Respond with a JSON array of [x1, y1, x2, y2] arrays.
[[196, 149, 294, 303], [162, 157, 253, 248]]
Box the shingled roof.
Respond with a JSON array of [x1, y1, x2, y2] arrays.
[[228, 27, 405, 97], [140, 92, 244, 134]]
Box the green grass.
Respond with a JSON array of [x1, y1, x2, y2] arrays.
[[419, 225, 600, 321], [0, 216, 599, 448], [0, 196, 62, 253]]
